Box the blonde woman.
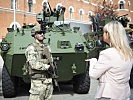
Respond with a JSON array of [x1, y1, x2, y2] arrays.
[[89, 21, 133, 100]]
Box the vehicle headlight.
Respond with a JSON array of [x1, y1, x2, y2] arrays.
[[75, 42, 84, 52], [1, 42, 10, 51]]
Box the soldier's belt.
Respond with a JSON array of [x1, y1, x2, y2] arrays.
[[31, 73, 52, 79], [31, 69, 47, 73]]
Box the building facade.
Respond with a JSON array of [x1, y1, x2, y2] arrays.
[[0, 0, 133, 39]]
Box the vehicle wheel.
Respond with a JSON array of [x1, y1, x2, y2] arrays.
[[2, 66, 17, 98], [73, 67, 90, 94], [129, 67, 133, 88]]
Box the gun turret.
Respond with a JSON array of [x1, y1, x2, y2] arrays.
[[36, 2, 66, 32]]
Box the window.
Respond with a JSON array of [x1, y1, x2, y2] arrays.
[[119, 1, 124, 9], [56, 3, 63, 10], [80, 11, 83, 21], [12, 24, 17, 30], [70, 8, 72, 19], [28, 0, 33, 12], [128, 1, 131, 6], [11, 0, 13, 9], [69, 6, 74, 19], [11, 0, 17, 9], [10, 22, 21, 30], [88, 11, 93, 17], [79, 9, 84, 21], [110, 0, 113, 5]]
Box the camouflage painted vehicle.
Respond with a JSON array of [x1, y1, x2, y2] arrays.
[[0, 2, 96, 98]]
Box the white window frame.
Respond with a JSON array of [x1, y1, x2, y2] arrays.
[[79, 9, 84, 21], [68, 6, 74, 19]]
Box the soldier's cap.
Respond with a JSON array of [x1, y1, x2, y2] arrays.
[[31, 26, 44, 37]]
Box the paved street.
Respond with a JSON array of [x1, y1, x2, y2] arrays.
[[0, 78, 133, 100], [0, 78, 98, 100]]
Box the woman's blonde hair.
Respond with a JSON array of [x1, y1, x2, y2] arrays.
[[103, 21, 133, 60]]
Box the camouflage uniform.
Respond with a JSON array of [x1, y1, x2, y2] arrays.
[[25, 39, 53, 100]]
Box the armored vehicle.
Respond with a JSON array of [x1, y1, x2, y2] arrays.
[[0, 2, 103, 98]]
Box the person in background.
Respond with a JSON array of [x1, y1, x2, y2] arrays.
[[89, 21, 133, 100], [128, 31, 133, 40], [25, 26, 53, 100], [128, 30, 133, 89]]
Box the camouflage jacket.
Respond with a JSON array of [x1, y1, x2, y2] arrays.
[[25, 40, 53, 82]]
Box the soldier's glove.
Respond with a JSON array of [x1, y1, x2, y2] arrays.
[[43, 59, 49, 64], [40, 59, 49, 64], [48, 65, 54, 74]]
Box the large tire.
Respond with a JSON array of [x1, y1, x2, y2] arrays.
[[129, 67, 133, 88], [2, 66, 17, 98], [73, 67, 90, 94]]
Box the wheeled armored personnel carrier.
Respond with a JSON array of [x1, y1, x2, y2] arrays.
[[0, 2, 105, 98]]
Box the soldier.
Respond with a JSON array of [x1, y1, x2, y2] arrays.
[[25, 26, 54, 100], [128, 30, 133, 40]]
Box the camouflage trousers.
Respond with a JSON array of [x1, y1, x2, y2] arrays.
[[29, 79, 53, 100]]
